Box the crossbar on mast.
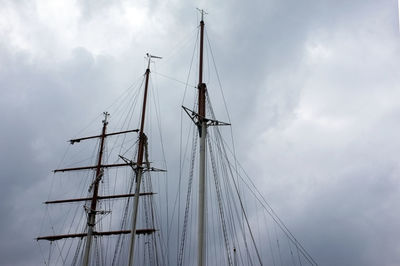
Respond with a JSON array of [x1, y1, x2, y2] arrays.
[[44, 192, 155, 204], [69, 129, 139, 144], [37, 229, 156, 241], [54, 163, 138, 173]]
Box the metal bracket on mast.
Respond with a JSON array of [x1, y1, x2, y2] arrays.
[[145, 53, 162, 69], [119, 155, 166, 173], [196, 8, 208, 20], [182, 105, 231, 127], [88, 169, 104, 193], [83, 206, 111, 216]]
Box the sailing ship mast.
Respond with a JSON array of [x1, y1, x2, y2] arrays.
[[82, 111, 109, 266], [36, 12, 320, 266], [184, 9, 229, 265], [197, 9, 207, 266], [37, 54, 162, 266], [178, 11, 319, 266], [128, 53, 161, 266]]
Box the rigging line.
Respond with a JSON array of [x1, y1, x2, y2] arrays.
[[152, 71, 197, 88], [61, 204, 83, 262], [296, 243, 303, 266], [52, 229, 66, 265], [68, 71, 138, 143], [205, 33, 244, 248], [111, 76, 142, 129], [43, 174, 57, 231], [237, 167, 317, 266], [48, 242, 53, 265], [204, 29, 211, 84], [205, 30, 231, 123], [208, 125, 253, 266], [107, 81, 142, 226], [103, 74, 144, 112], [149, 95, 167, 264], [264, 211, 277, 266], [142, 178, 152, 265], [168, 119, 194, 241], [119, 80, 144, 134], [181, 28, 200, 106], [206, 98, 250, 264], [208, 130, 232, 243], [207, 164, 218, 266], [204, 30, 243, 216], [52, 176, 87, 263], [36, 242, 48, 266], [143, 139, 160, 266], [287, 235, 297, 266], [71, 238, 82, 266], [158, 26, 198, 64], [254, 195, 263, 263], [205, 25, 242, 215], [209, 137, 240, 256], [256, 208, 276, 266], [274, 223, 284, 266], [121, 74, 145, 131], [206, 131, 246, 264], [207, 137, 233, 265], [111, 172, 135, 266], [174, 28, 199, 264], [70, 113, 103, 141], [223, 151, 316, 265], [177, 129, 198, 266], [211, 126, 263, 265], [106, 90, 141, 204], [215, 135, 318, 265], [149, 72, 169, 264]]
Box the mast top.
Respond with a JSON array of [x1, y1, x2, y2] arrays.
[[102, 111, 109, 125], [146, 53, 162, 69], [196, 8, 208, 22]]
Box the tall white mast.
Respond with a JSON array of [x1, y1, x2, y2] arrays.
[[197, 9, 207, 266]]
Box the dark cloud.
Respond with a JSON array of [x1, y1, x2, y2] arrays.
[[1, 0, 400, 265]]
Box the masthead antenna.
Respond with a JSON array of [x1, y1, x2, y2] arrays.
[[196, 8, 208, 21], [146, 53, 162, 69]]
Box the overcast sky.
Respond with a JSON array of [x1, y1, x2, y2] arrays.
[[1, 0, 400, 265]]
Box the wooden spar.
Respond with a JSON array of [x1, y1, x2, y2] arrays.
[[128, 53, 161, 266], [45, 192, 155, 204], [37, 229, 157, 241], [82, 112, 109, 266], [53, 163, 165, 173], [197, 9, 207, 266], [69, 129, 139, 144], [36, 115, 147, 254], [54, 163, 138, 173]]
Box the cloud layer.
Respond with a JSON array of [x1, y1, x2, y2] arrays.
[[1, 0, 400, 265]]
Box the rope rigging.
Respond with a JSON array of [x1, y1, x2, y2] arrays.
[[177, 129, 198, 266], [174, 18, 319, 264], [38, 13, 320, 266]]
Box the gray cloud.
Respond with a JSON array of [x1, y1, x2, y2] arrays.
[[1, 0, 400, 265]]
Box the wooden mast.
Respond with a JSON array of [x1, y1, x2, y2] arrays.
[[128, 53, 161, 266], [82, 111, 109, 266], [197, 9, 207, 266], [37, 54, 163, 265], [35, 121, 155, 238]]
